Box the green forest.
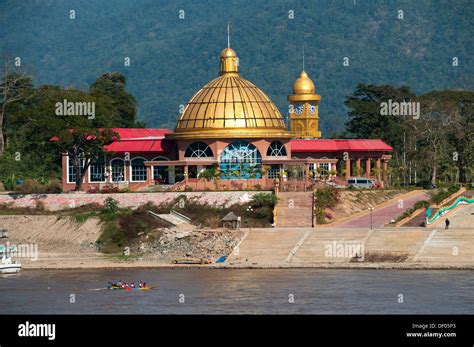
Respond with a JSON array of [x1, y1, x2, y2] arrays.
[[0, 0, 473, 189], [1, 0, 472, 135]]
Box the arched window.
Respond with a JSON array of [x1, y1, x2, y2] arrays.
[[185, 142, 213, 158], [131, 157, 147, 182], [110, 158, 125, 182], [267, 140, 287, 156], [220, 141, 262, 180], [152, 156, 169, 184], [89, 157, 106, 182]]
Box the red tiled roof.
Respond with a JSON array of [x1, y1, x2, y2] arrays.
[[104, 128, 172, 153], [290, 139, 393, 152], [104, 139, 173, 153], [51, 128, 173, 153], [110, 128, 171, 140]]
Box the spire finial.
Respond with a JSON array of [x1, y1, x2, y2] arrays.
[[227, 23, 230, 48], [303, 45, 305, 71]]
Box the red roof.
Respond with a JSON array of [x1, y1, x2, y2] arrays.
[[290, 139, 393, 153], [104, 128, 172, 153], [109, 128, 171, 140]]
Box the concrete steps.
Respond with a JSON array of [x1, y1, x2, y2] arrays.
[[276, 192, 313, 227], [415, 229, 474, 262], [148, 211, 195, 231], [226, 226, 474, 265], [227, 228, 307, 265]]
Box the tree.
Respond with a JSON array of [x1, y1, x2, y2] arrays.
[[0, 60, 35, 155], [90, 72, 138, 128], [54, 128, 118, 190]]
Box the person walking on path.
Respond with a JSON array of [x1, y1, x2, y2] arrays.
[[445, 218, 450, 230]]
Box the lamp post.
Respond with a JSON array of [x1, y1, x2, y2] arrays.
[[368, 205, 374, 230], [246, 206, 253, 231]]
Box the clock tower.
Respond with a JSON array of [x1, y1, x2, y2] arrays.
[[287, 70, 321, 138]]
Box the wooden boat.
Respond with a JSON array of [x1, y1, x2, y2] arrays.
[[108, 284, 154, 291]]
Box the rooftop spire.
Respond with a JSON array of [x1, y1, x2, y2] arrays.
[[303, 45, 305, 71], [227, 23, 230, 48]]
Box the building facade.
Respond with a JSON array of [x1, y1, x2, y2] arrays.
[[60, 46, 392, 192]]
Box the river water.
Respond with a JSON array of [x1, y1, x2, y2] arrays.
[[1, 269, 473, 314]]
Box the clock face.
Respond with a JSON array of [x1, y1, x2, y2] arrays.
[[294, 104, 303, 115], [309, 104, 317, 115]]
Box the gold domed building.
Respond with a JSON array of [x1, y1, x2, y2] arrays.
[[60, 43, 393, 192], [170, 47, 291, 140]]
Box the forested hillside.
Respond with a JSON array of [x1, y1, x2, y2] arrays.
[[1, 0, 472, 136]]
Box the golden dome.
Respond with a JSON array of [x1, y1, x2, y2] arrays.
[[168, 48, 292, 140], [293, 71, 315, 94], [288, 70, 321, 102]]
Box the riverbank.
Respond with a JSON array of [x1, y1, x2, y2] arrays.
[[2, 212, 473, 271]]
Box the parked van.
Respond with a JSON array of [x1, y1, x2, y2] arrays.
[[347, 177, 374, 188]]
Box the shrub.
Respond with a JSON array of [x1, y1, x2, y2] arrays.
[[394, 200, 430, 222], [46, 179, 62, 193], [2, 174, 16, 191], [430, 185, 460, 205], [251, 192, 278, 208], [17, 179, 46, 194], [103, 197, 119, 213], [413, 200, 430, 210], [314, 188, 340, 224]]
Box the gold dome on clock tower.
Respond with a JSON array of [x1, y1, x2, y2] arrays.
[[293, 71, 315, 94], [288, 70, 322, 139]]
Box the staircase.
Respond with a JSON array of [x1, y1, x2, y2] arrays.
[[276, 192, 313, 227], [148, 210, 195, 231]]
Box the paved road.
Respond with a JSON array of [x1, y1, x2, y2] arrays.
[[332, 191, 430, 228]]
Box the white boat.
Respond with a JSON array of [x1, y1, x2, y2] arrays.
[[0, 255, 21, 274]]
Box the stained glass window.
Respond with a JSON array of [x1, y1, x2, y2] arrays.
[[220, 141, 262, 180]]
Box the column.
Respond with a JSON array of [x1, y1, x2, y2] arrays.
[[147, 165, 153, 185], [356, 158, 361, 176], [168, 166, 175, 184], [345, 159, 351, 180], [365, 158, 371, 178], [184, 164, 189, 184], [383, 161, 388, 182], [376, 159, 381, 181]]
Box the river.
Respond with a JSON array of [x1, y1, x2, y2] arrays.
[[1, 269, 473, 314]]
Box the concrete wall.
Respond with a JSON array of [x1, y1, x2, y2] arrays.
[[0, 191, 262, 211]]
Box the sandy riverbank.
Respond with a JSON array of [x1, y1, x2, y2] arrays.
[[2, 214, 473, 271]]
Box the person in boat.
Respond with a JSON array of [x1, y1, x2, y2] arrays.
[[143, 282, 147, 289], [139, 281, 143, 288], [130, 282, 135, 289], [121, 281, 127, 289]]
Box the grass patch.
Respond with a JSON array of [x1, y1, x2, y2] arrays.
[[97, 205, 169, 254], [393, 200, 430, 223], [315, 188, 340, 224]]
